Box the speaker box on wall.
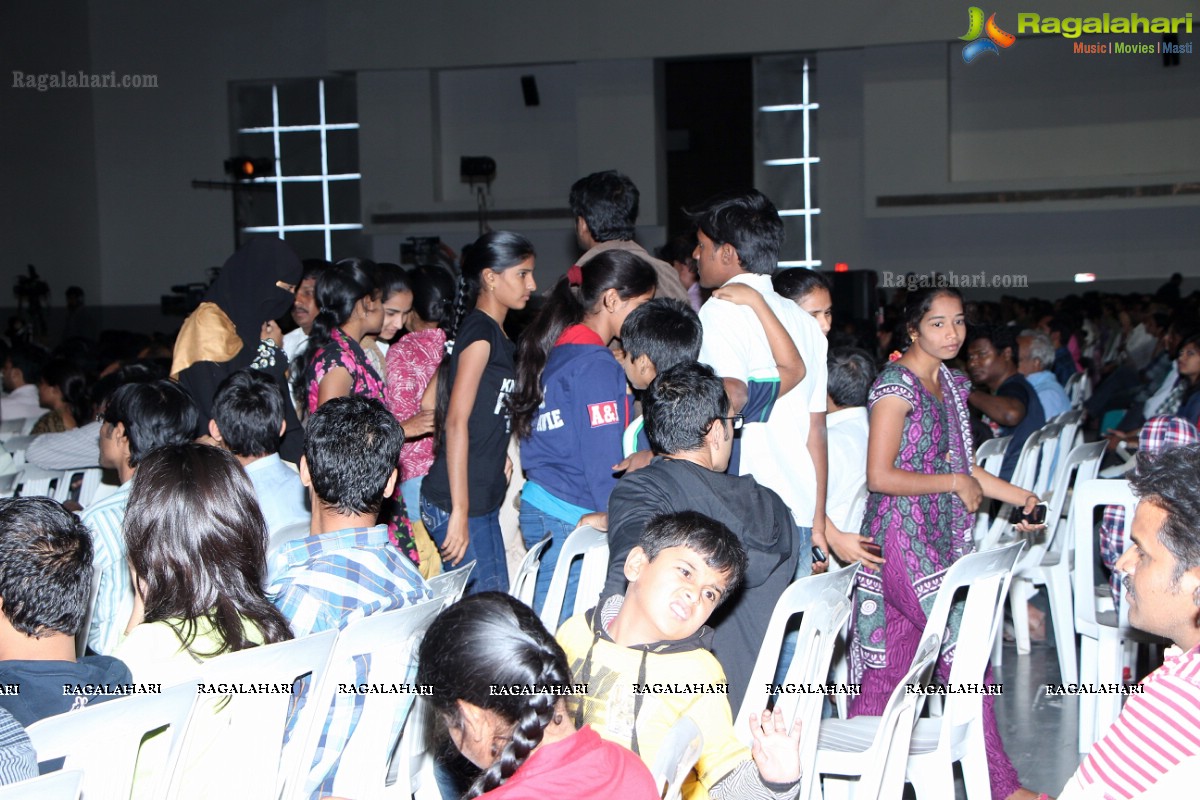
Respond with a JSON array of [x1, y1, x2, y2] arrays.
[[521, 75, 540, 106]]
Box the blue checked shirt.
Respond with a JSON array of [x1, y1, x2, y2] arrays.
[[80, 481, 133, 656], [266, 524, 431, 799]]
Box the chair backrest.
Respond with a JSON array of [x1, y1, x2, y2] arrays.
[[1073, 479, 1138, 637], [1066, 372, 1091, 408], [26, 682, 199, 800], [735, 565, 860, 730], [287, 600, 443, 800], [54, 468, 103, 508], [1, 435, 34, 470], [13, 464, 61, 499], [974, 435, 1011, 477], [509, 534, 552, 605], [1042, 440, 1106, 550], [75, 569, 101, 659], [428, 560, 475, 608], [0, 769, 84, 800], [166, 629, 338, 800], [650, 716, 704, 800], [923, 542, 1023, 749], [267, 520, 312, 563], [386, 696, 438, 799], [623, 414, 644, 459], [1031, 422, 1064, 497], [0, 418, 28, 438], [854, 634, 943, 800], [538, 525, 608, 632], [1054, 409, 1084, 454]]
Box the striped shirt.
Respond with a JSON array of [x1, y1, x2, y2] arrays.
[[80, 481, 133, 656], [1071, 643, 1200, 798], [266, 524, 431, 799], [0, 707, 36, 786]]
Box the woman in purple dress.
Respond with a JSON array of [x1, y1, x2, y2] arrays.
[[849, 287, 1044, 800]]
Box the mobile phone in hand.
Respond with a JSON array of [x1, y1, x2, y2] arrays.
[[1010, 502, 1048, 525], [861, 541, 883, 558]]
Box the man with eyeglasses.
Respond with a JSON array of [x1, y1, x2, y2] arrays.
[[603, 362, 799, 709], [966, 323, 1046, 482]]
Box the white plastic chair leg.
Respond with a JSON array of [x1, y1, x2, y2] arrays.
[[1010, 578, 1031, 655], [1047, 567, 1077, 684], [909, 758, 955, 800]]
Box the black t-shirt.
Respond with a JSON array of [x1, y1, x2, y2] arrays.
[[0, 655, 133, 727], [422, 310, 516, 516], [996, 373, 1045, 482]]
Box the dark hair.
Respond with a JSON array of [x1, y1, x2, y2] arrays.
[[90, 361, 163, 413], [639, 511, 748, 600], [657, 233, 698, 273], [301, 258, 331, 283], [409, 264, 457, 327], [643, 362, 729, 455], [291, 258, 379, 404], [102, 380, 200, 468], [1131, 442, 1200, 582], [377, 262, 412, 302], [968, 322, 1017, 364], [686, 190, 784, 275], [417, 592, 574, 799], [827, 347, 877, 408], [568, 170, 639, 242], [511, 249, 656, 438], [1046, 315, 1074, 344], [435, 232, 536, 441], [39, 359, 91, 423], [5, 343, 47, 387], [901, 287, 964, 348], [303, 396, 404, 516], [773, 268, 832, 302], [212, 370, 285, 457], [0, 497, 92, 637], [124, 444, 292, 656], [620, 298, 702, 374]]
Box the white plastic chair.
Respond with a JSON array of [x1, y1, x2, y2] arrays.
[[285, 600, 443, 800], [0, 769, 83, 800], [509, 535, 552, 606], [978, 424, 1057, 552], [999, 440, 1106, 682], [972, 436, 1011, 543], [26, 682, 199, 800], [1065, 372, 1091, 408], [1054, 409, 1084, 455], [54, 467, 103, 508], [12, 464, 61, 499], [622, 413, 644, 459], [383, 697, 440, 800], [428, 559, 475, 608], [167, 629, 338, 800], [1, 435, 34, 469], [538, 525, 608, 632], [0, 417, 32, 440], [814, 634, 941, 800], [814, 541, 1024, 800], [650, 716, 704, 800], [75, 570, 101, 659], [1071, 479, 1159, 752]]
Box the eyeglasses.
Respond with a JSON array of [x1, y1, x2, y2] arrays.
[[717, 414, 744, 431]]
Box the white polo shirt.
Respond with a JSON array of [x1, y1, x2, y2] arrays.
[[699, 273, 828, 526]]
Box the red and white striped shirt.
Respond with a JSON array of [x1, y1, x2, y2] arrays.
[[1072, 644, 1200, 798]]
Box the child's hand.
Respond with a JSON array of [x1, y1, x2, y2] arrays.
[[749, 708, 802, 785], [712, 283, 764, 309]]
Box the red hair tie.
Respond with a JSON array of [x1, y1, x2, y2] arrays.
[[567, 264, 583, 287]]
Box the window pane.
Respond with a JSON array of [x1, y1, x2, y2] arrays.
[[239, 186, 279, 228], [235, 132, 276, 165], [276, 80, 320, 126], [234, 83, 274, 129], [282, 231, 327, 261], [282, 182, 325, 226], [331, 230, 366, 261], [278, 132, 323, 176], [326, 130, 359, 175], [328, 180, 361, 225], [323, 78, 357, 125]]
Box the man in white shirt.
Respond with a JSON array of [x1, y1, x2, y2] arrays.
[[1, 345, 46, 424], [282, 261, 326, 363], [823, 347, 882, 570], [691, 190, 829, 574]]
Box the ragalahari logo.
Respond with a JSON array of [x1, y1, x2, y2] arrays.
[[960, 7, 1016, 63]]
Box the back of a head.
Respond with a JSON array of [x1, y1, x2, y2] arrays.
[[827, 347, 878, 408], [568, 170, 639, 242], [304, 395, 404, 515], [773, 268, 832, 303], [1018, 330, 1056, 372], [644, 361, 728, 455], [103, 379, 200, 467], [6, 343, 48, 386], [124, 443, 290, 651], [40, 358, 92, 422], [0, 496, 92, 638], [620, 298, 702, 374], [417, 592, 572, 799], [1131, 442, 1200, 580], [212, 369, 284, 457], [639, 511, 748, 599], [410, 264, 457, 327], [687, 190, 783, 275], [90, 361, 164, 415]]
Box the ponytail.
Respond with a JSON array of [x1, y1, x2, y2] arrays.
[[510, 248, 656, 439], [416, 593, 574, 798]]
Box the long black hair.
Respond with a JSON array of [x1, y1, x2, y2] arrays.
[[409, 264, 457, 327], [123, 444, 293, 655], [433, 232, 535, 444], [290, 258, 378, 404], [39, 358, 91, 424], [510, 249, 656, 439], [417, 592, 574, 798]]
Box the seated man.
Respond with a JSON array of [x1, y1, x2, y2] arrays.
[[822, 347, 881, 569], [1061, 442, 1200, 798], [1017, 330, 1071, 421], [209, 369, 308, 536], [560, 511, 802, 800], [1, 344, 46, 423], [605, 362, 798, 709], [967, 323, 1046, 482], [267, 396, 431, 799], [0, 497, 132, 726], [82, 380, 198, 654]]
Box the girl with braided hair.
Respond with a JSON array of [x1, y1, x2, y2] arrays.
[[417, 592, 658, 798]]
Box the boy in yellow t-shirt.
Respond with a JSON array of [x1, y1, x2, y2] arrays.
[[557, 510, 802, 800]]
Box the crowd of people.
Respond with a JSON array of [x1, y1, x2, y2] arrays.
[[0, 171, 1198, 799]]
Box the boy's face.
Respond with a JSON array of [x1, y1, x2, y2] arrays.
[[621, 545, 730, 644], [619, 349, 657, 391]]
